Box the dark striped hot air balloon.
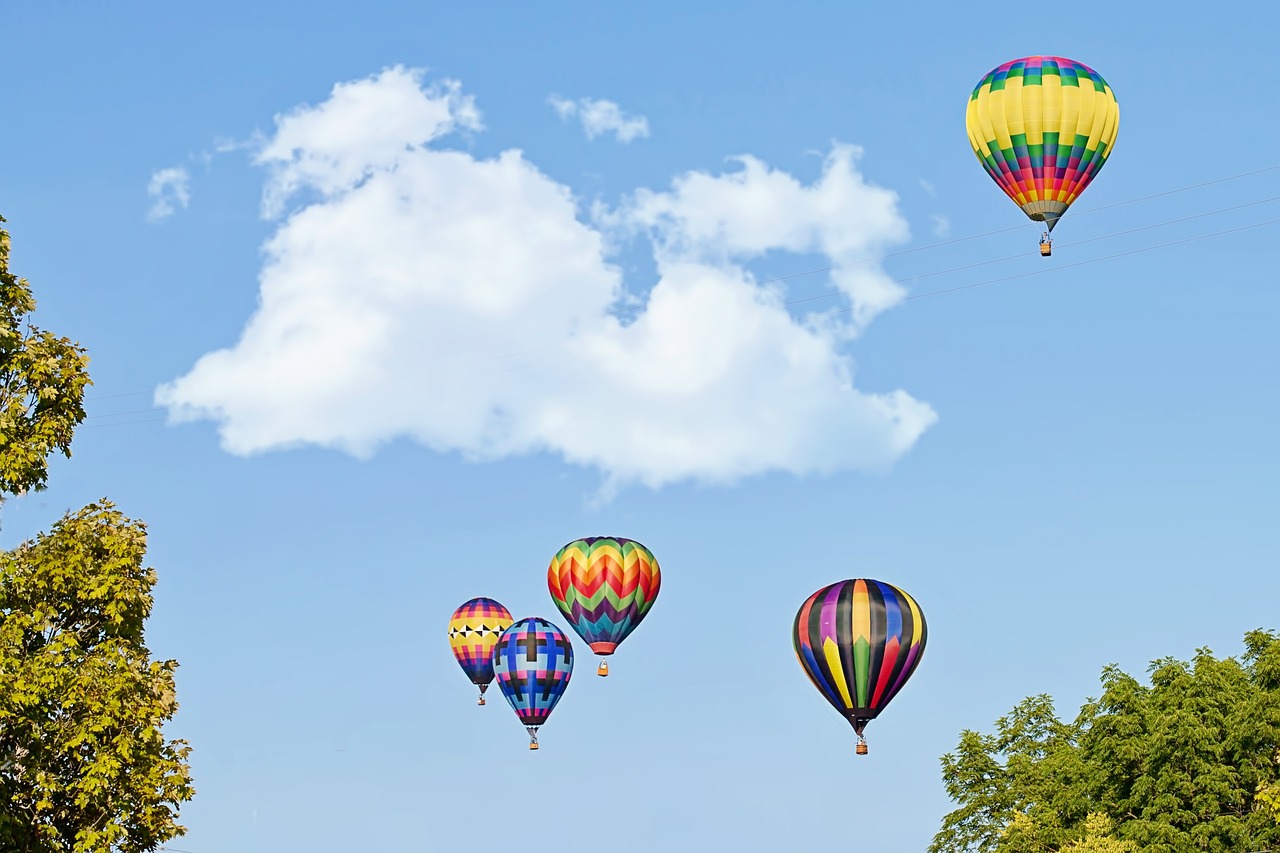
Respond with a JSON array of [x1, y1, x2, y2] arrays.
[[547, 537, 660, 677], [792, 579, 927, 755]]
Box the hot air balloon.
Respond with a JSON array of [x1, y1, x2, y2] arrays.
[[547, 537, 660, 677], [965, 56, 1120, 256], [792, 579, 927, 755], [492, 617, 574, 750], [448, 597, 513, 706]]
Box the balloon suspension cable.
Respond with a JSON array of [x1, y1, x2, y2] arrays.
[[856, 734, 868, 756], [597, 660, 609, 677], [526, 727, 540, 751]]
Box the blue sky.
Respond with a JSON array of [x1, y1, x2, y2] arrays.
[[2, 2, 1277, 850]]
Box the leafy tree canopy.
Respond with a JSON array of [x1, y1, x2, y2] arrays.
[[0, 215, 91, 502], [931, 630, 1280, 853], [0, 502, 193, 852], [0, 218, 192, 851]]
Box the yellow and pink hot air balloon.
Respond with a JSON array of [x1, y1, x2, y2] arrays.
[[965, 56, 1120, 256], [447, 597, 513, 705]]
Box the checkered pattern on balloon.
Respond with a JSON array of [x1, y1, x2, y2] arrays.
[[492, 617, 574, 749], [448, 597, 514, 705]]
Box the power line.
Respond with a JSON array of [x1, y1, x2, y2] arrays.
[[85, 407, 162, 420], [74, 165, 1280, 415], [781, 193, 1280, 308], [73, 212, 1279, 433], [82, 390, 153, 402], [80, 417, 168, 429], [895, 217, 1279, 304], [742, 162, 1280, 289]]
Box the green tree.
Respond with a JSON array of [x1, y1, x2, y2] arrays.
[[0, 503, 193, 852], [931, 631, 1280, 853], [0, 218, 193, 851], [1002, 812, 1138, 853], [0, 215, 91, 501]]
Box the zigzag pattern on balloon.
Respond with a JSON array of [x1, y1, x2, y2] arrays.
[[547, 537, 660, 652]]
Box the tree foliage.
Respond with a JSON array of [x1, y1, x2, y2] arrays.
[[0, 503, 193, 851], [0, 217, 192, 851], [0, 215, 91, 501], [931, 631, 1280, 853]]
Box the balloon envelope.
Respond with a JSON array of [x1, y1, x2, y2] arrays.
[[792, 579, 926, 737], [448, 597, 513, 688], [547, 537, 660, 656], [492, 617, 574, 728], [965, 56, 1120, 231]]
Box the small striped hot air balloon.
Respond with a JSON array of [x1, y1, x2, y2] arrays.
[[965, 56, 1120, 256], [792, 579, 927, 755], [448, 597, 513, 705], [547, 537, 661, 677]]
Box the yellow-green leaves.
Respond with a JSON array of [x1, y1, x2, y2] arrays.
[[0, 216, 91, 502], [0, 214, 188, 851], [0, 504, 194, 851]]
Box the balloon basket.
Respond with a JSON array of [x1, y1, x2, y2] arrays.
[[477, 696, 485, 706], [856, 738, 868, 756], [529, 741, 539, 751], [597, 660, 609, 677]]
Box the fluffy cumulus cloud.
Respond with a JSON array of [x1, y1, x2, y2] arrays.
[[549, 95, 650, 143], [146, 167, 191, 221], [607, 147, 911, 332], [156, 66, 936, 495]]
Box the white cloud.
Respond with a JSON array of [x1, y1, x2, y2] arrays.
[[549, 95, 650, 143], [255, 67, 481, 218], [607, 146, 910, 332], [156, 67, 936, 496], [146, 167, 191, 221], [931, 214, 951, 238]]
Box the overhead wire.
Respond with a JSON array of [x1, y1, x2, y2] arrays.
[[781, 193, 1280, 307], [894, 217, 1280, 306], [78, 211, 1280, 428], [403, 191, 1278, 370], [73, 163, 1280, 427], [743, 162, 1280, 290]]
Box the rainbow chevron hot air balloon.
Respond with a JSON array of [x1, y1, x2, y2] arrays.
[[792, 579, 927, 755], [547, 537, 661, 677], [492, 617, 574, 750], [448, 597, 513, 705], [965, 56, 1120, 254]]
